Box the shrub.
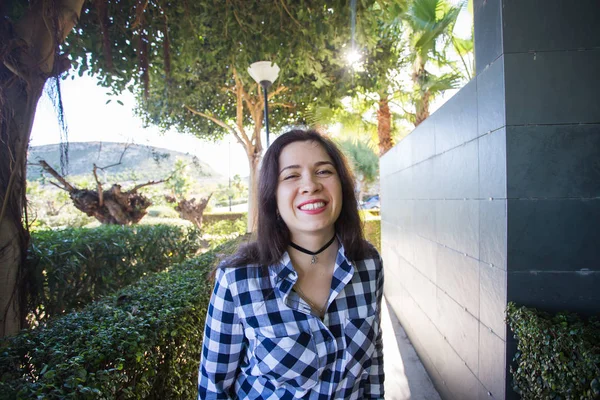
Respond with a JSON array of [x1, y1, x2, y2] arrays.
[[137, 217, 193, 227], [214, 198, 248, 208], [26, 224, 201, 325], [202, 212, 246, 224], [146, 205, 179, 219], [30, 208, 96, 231], [363, 217, 381, 253], [506, 302, 600, 400], [0, 242, 240, 400], [202, 218, 247, 249]]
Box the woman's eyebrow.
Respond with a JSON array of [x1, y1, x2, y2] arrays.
[[279, 164, 300, 174], [279, 161, 333, 174]]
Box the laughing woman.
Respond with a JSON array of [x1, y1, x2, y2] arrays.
[[198, 129, 384, 399]]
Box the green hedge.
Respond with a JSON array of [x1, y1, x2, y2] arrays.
[[506, 302, 600, 400], [363, 218, 381, 253], [0, 243, 235, 400], [26, 224, 201, 325], [203, 212, 246, 224]]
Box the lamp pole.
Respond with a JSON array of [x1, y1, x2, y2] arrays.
[[262, 82, 270, 147], [248, 61, 280, 148]]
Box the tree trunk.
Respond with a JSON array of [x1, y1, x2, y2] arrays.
[[246, 145, 261, 233], [0, 71, 46, 337], [0, 0, 85, 337], [414, 89, 430, 127], [171, 194, 212, 229], [377, 95, 393, 156], [413, 58, 430, 127]]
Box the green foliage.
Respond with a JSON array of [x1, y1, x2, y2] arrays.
[[137, 217, 193, 227], [203, 218, 247, 249], [25, 224, 201, 325], [362, 217, 381, 253], [63, 1, 369, 139], [146, 205, 179, 219], [506, 302, 600, 400], [203, 212, 247, 225], [30, 207, 96, 231], [404, 0, 464, 121], [0, 240, 243, 400], [165, 159, 194, 198], [27, 182, 96, 231], [337, 138, 379, 188], [214, 175, 248, 206]]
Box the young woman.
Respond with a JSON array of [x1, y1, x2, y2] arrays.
[[198, 129, 384, 399]]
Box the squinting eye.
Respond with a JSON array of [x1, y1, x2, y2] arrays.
[[317, 170, 333, 175], [283, 174, 298, 180]]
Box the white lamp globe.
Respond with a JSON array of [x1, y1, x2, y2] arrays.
[[248, 61, 280, 87]]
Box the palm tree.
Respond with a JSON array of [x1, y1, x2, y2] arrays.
[[336, 138, 379, 202], [404, 0, 463, 126]]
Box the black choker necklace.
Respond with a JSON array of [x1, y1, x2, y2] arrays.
[[290, 235, 337, 264]]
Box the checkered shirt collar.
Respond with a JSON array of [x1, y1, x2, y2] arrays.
[[269, 238, 355, 304]]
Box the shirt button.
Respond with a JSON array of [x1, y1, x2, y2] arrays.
[[326, 336, 333, 342]]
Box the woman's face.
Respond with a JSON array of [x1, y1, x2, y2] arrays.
[[276, 140, 343, 240]]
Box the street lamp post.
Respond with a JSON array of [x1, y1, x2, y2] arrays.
[[248, 61, 280, 147]]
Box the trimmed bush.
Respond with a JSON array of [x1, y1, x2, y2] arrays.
[[202, 218, 247, 249], [26, 224, 201, 324], [506, 302, 600, 400], [0, 243, 236, 400], [363, 218, 381, 253], [146, 205, 179, 219], [202, 212, 246, 224]]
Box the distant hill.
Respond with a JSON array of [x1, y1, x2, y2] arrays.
[[27, 142, 220, 183]]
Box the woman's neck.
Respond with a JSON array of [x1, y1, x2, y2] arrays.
[[288, 231, 338, 272], [289, 230, 336, 251]]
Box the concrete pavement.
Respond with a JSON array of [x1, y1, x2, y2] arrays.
[[382, 298, 441, 400]]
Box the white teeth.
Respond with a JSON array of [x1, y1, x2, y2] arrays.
[[299, 202, 326, 210]]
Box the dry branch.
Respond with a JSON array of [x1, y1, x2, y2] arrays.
[[36, 160, 165, 225], [166, 193, 212, 229]]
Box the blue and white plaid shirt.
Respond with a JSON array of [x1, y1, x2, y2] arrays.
[[198, 242, 384, 399]]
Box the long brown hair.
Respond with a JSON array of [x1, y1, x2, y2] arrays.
[[221, 129, 374, 270]]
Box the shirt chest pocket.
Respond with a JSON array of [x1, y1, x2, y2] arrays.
[[343, 314, 377, 379], [252, 331, 321, 391]]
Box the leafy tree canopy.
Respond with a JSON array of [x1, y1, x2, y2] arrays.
[[64, 1, 375, 142]]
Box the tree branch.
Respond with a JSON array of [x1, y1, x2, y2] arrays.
[[96, 143, 131, 171], [130, 179, 167, 192], [268, 85, 288, 99], [270, 102, 294, 108], [232, 69, 253, 143], [37, 160, 76, 192], [48, 181, 68, 192], [183, 105, 247, 147], [92, 164, 104, 206], [234, 68, 256, 111], [279, 0, 303, 28]]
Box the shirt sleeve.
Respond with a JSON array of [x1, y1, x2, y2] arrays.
[[365, 254, 385, 399], [198, 268, 245, 399]]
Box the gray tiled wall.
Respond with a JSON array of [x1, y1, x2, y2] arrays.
[[381, 1, 600, 399]]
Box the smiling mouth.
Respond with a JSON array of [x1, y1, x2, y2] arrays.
[[298, 201, 326, 211]]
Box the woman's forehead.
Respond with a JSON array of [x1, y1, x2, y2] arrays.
[[279, 140, 331, 163]]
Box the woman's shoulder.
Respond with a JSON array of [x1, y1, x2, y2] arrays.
[[348, 240, 382, 272], [216, 261, 265, 281], [359, 239, 381, 262], [354, 240, 381, 262]]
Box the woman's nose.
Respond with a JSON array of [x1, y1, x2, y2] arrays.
[[301, 175, 321, 194]]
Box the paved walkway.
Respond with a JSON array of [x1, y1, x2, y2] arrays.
[[382, 298, 441, 400]]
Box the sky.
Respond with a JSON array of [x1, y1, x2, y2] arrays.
[[30, 76, 251, 178], [30, 2, 473, 179]]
